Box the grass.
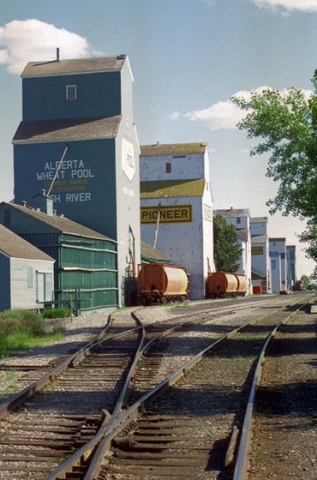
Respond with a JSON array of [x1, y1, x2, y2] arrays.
[[161, 301, 189, 307], [0, 308, 70, 359], [0, 370, 21, 401]]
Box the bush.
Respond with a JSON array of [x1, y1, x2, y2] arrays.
[[0, 309, 41, 321], [21, 317, 45, 336], [0, 314, 44, 358], [0, 308, 68, 358], [0, 314, 44, 338], [42, 307, 71, 319], [0, 318, 18, 358], [0, 333, 8, 358], [0, 317, 20, 336]]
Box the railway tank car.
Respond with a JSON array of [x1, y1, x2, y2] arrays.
[[138, 263, 189, 305], [293, 279, 304, 291], [207, 271, 247, 299]]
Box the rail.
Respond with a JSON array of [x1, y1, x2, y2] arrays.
[[232, 295, 316, 480]]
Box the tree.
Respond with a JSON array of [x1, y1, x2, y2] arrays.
[[231, 73, 317, 273], [213, 214, 243, 272], [298, 221, 317, 278], [301, 275, 310, 289], [231, 81, 317, 219]]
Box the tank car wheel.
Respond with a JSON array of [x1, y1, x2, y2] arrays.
[[143, 296, 152, 306]]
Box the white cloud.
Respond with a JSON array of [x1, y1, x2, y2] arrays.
[[182, 87, 269, 130], [180, 86, 313, 131], [0, 19, 92, 75], [167, 111, 182, 121], [184, 100, 242, 130], [252, 0, 317, 13], [233, 86, 313, 101]]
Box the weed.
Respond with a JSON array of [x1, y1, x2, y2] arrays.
[[42, 307, 71, 319], [0, 309, 66, 358]]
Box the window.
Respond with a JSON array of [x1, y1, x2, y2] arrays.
[[237, 217, 241, 224], [66, 85, 77, 100], [166, 162, 171, 173], [27, 267, 33, 288], [36, 272, 53, 302]]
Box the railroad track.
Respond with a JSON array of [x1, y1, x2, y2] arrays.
[[0, 293, 314, 479], [40, 294, 315, 480], [0, 302, 232, 479], [0, 294, 287, 405], [0, 313, 144, 479], [94, 299, 312, 480], [240, 301, 317, 480]]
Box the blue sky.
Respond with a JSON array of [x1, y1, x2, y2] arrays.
[[1, 0, 317, 276]]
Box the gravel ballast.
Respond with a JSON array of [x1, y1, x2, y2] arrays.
[[0, 297, 316, 479]]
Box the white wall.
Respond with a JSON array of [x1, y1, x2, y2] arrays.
[[140, 150, 210, 182], [269, 238, 287, 290], [270, 255, 282, 292], [10, 258, 54, 309], [140, 146, 213, 300], [141, 194, 212, 300]]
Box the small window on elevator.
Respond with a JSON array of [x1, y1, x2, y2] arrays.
[[66, 85, 77, 100], [166, 162, 171, 173]]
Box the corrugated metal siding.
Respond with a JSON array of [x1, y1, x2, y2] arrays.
[[57, 269, 117, 290], [56, 270, 118, 310], [20, 232, 60, 277], [58, 234, 118, 309], [20, 231, 118, 309], [60, 234, 117, 269]]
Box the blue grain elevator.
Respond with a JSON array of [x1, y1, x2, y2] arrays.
[[12, 53, 140, 306]]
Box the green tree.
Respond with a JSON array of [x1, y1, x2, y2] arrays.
[[231, 83, 317, 219], [301, 274, 310, 289], [231, 73, 317, 274], [213, 214, 243, 272]]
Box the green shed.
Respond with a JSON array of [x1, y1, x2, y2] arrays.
[[0, 201, 118, 314]]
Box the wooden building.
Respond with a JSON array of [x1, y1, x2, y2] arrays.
[[0, 224, 54, 311], [0, 200, 118, 313]]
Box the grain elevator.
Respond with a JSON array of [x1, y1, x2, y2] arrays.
[[12, 54, 140, 305]]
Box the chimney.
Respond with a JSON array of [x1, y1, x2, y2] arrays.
[[32, 190, 54, 216], [56, 48, 60, 61]]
